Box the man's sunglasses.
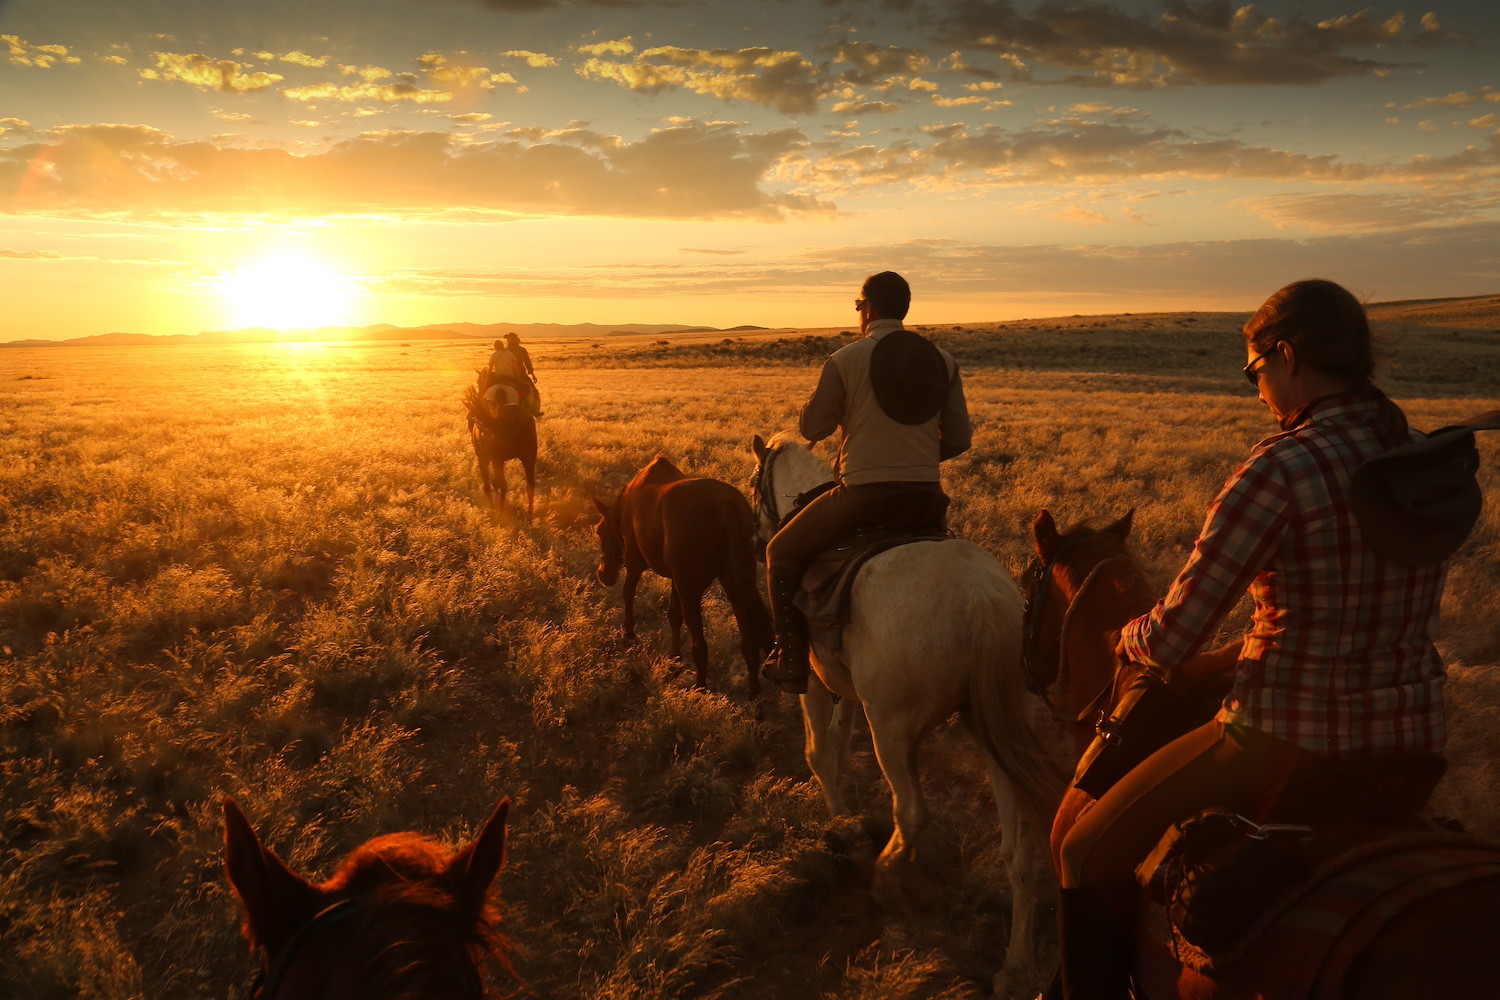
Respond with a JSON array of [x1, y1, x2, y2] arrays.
[[1243, 341, 1281, 387], [854, 298, 867, 312]]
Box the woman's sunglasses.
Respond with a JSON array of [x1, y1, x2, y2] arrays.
[[1243, 341, 1281, 387]]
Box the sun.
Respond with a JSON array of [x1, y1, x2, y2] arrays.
[[220, 250, 357, 331]]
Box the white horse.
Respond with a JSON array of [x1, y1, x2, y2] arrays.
[[750, 432, 1062, 998]]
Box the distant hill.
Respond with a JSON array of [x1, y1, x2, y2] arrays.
[[2, 320, 726, 348], [1366, 294, 1500, 329]]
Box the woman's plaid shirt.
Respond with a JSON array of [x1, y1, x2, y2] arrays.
[[1119, 394, 1448, 758]]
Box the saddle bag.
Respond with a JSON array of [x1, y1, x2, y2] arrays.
[[1071, 667, 1225, 800], [1136, 809, 1313, 957]]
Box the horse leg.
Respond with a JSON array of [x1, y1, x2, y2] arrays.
[[863, 710, 928, 903], [473, 433, 494, 505], [801, 672, 856, 817], [677, 583, 711, 689], [495, 457, 508, 512], [667, 582, 684, 660], [621, 567, 641, 644], [718, 572, 766, 697], [523, 458, 535, 520], [975, 749, 1047, 998]]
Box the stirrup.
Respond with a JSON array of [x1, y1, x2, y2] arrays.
[[761, 648, 808, 694]]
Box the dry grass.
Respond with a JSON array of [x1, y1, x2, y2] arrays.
[[1, 310, 1496, 999]]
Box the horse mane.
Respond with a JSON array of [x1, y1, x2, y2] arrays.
[[1056, 515, 1129, 544], [630, 453, 684, 488], [316, 834, 514, 1000], [764, 432, 833, 486]]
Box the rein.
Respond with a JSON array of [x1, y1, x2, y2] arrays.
[[752, 445, 836, 532], [1020, 535, 1090, 706], [254, 897, 358, 1000]]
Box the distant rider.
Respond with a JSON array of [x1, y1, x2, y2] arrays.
[[761, 270, 973, 694], [487, 334, 540, 414]]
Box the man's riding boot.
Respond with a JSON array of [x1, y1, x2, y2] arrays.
[[762, 566, 811, 694], [1057, 886, 1132, 1000]]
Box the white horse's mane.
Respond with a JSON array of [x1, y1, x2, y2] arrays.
[[766, 431, 833, 493]]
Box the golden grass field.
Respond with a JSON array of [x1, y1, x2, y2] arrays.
[[1, 301, 1498, 999]]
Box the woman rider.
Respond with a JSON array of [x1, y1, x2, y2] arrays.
[[1051, 279, 1451, 999]]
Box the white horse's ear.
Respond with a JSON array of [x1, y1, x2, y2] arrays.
[[751, 434, 768, 461], [1032, 509, 1059, 556], [593, 497, 609, 517], [1106, 509, 1135, 541]]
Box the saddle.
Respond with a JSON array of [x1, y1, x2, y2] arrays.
[[793, 486, 950, 653], [1134, 752, 1476, 970]]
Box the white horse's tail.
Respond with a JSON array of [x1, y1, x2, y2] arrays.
[[965, 585, 1066, 840]]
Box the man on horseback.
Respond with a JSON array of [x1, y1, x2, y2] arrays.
[[486, 333, 541, 416], [760, 270, 972, 694]]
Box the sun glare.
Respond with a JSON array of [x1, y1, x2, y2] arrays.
[[220, 251, 357, 331]]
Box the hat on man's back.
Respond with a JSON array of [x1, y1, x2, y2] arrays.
[[1350, 410, 1500, 564], [869, 329, 951, 425]]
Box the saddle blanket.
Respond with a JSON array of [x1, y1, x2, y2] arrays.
[[795, 526, 949, 653]]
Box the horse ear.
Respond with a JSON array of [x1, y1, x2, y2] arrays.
[[592, 497, 609, 517], [223, 797, 319, 954], [1032, 509, 1060, 556], [448, 797, 509, 912], [751, 434, 768, 461], [1106, 509, 1135, 540]]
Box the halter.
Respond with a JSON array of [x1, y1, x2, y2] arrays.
[[749, 446, 783, 531], [1019, 534, 1090, 706], [253, 897, 358, 1000]]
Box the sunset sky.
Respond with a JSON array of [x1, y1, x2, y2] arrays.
[[2, 0, 1498, 339]]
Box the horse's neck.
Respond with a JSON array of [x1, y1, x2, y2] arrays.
[[1061, 552, 1159, 722], [635, 456, 684, 488], [771, 444, 834, 519]]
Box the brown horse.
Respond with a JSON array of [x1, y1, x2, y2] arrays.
[[1024, 509, 1500, 1000], [593, 455, 773, 694], [223, 796, 514, 1000], [464, 375, 537, 517]]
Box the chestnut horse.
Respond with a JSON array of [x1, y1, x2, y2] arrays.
[[1025, 509, 1500, 1000], [751, 432, 1063, 998], [223, 797, 514, 1000], [464, 375, 537, 517], [593, 454, 773, 694]]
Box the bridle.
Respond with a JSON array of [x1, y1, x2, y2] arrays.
[[749, 446, 783, 533], [1019, 534, 1090, 708], [252, 898, 358, 1000]]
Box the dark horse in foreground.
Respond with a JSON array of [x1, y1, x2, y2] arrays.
[[593, 455, 772, 694], [464, 371, 537, 517], [223, 797, 514, 1000], [1024, 510, 1500, 1000]]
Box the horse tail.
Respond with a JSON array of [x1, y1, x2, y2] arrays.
[[462, 385, 505, 439], [966, 582, 1066, 841]]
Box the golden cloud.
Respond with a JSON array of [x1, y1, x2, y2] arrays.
[[141, 52, 283, 93], [577, 38, 634, 56], [1, 121, 826, 221], [579, 46, 823, 114], [3, 34, 82, 68], [417, 53, 519, 91], [503, 50, 558, 68]]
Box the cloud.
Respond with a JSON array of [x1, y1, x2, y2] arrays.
[[3, 35, 82, 68], [1, 248, 66, 259], [141, 52, 283, 93], [1241, 190, 1496, 232], [417, 52, 522, 91], [503, 49, 559, 67], [829, 41, 930, 85], [1, 120, 828, 221], [278, 50, 330, 68], [578, 46, 823, 114], [577, 38, 634, 56], [284, 75, 453, 105], [1406, 87, 1500, 110], [925, 1, 1437, 88], [830, 99, 902, 115]]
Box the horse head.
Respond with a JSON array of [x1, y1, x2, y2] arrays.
[[1022, 509, 1143, 734], [223, 797, 513, 1000], [592, 494, 624, 586], [748, 432, 835, 553]]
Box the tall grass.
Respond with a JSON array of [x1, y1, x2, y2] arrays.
[[0, 321, 1495, 999]]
